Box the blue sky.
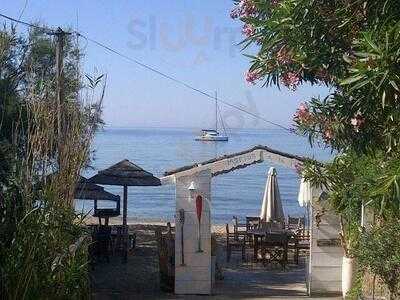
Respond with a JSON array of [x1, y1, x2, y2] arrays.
[[2, 0, 329, 129]]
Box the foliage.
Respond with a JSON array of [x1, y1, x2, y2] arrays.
[[232, 0, 400, 154], [0, 24, 104, 299], [355, 220, 400, 299], [232, 1, 400, 294]]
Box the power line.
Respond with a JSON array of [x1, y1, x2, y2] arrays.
[[77, 32, 292, 132], [18, 0, 29, 21], [0, 12, 68, 35], [0, 12, 293, 133]]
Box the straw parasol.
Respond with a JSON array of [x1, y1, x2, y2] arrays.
[[260, 167, 285, 223], [75, 176, 120, 201], [88, 159, 161, 262]]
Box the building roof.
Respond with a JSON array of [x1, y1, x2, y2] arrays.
[[163, 145, 308, 177]]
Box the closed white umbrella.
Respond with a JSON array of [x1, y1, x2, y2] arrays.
[[298, 177, 312, 207], [298, 177, 324, 207], [298, 177, 324, 229], [260, 167, 285, 223]]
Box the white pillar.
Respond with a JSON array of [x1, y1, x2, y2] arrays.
[[308, 191, 343, 296], [174, 169, 212, 295]]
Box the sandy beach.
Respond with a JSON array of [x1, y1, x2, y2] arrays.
[[85, 216, 229, 235]]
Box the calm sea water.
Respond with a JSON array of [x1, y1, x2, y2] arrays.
[[76, 127, 331, 224]]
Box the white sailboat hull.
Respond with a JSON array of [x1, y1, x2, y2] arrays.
[[195, 135, 229, 142], [196, 92, 229, 142]]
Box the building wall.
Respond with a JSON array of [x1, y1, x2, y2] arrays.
[[174, 169, 212, 295], [308, 198, 343, 295]]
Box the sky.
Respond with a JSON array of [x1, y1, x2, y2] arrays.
[[2, 0, 329, 130]]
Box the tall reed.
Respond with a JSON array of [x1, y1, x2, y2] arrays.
[[0, 26, 105, 299]]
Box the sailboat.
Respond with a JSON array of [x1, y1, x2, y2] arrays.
[[195, 92, 229, 142]]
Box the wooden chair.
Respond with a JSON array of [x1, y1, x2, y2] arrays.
[[288, 228, 310, 264], [287, 215, 305, 230], [226, 224, 245, 262], [246, 216, 261, 230], [295, 229, 310, 264], [232, 216, 247, 242], [155, 226, 175, 292], [261, 232, 289, 269], [93, 198, 121, 226], [245, 216, 261, 246], [92, 225, 112, 263]]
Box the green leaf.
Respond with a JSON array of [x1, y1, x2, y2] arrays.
[[341, 75, 366, 85], [343, 54, 352, 64], [362, 32, 380, 53], [382, 90, 386, 107], [389, 80, 400, 92], [377, 70, 389, 89]]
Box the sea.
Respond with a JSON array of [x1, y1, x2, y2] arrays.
[[75, 127, 331, 224]]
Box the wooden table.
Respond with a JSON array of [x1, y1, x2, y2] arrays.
[[247, 228, 292, 268]]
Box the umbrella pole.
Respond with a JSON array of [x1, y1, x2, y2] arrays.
[[122, 185, 128, 263]]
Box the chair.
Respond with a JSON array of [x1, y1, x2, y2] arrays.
[[92, 225, 112, 263], [232, 216, 246, 242], [287, 215, 305, 230], [246, 216, 261, 230], [155, 226, 175, 292], [226, 224, 245, 262], [261, 232, 289, 269], [93, 198, 121, 226], [245, 216, 260, 246], [293, 229, 310, 264]]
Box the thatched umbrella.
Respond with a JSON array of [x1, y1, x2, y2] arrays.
[[75, 176, 119, 201], [75, 176, 120, 225], [88, 159, 161, 261]]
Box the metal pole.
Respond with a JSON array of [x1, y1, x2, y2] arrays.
[[55, 28, 65, 157], [178, 209, 185, 266], [215, 91, 218, 132], [123, 185, 128, 262]]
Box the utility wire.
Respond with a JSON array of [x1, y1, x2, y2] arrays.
[[77, 32, 292, 132], [0, 12, 56, 34], [18, 0, 29, 21], [0, 12, 293, 133]]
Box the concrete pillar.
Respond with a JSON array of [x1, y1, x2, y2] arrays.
[[174, 169, 212, 295], [308, 194, 343, 296]]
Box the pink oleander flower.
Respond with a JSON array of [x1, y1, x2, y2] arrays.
[[281, 72, 301, 90], [230, 7, 240, 19], [323, 128, 334, 142], [242, 23, 255, 37], [230, 0, 257, 19], [245, 70, 261, 84], [239, 0, 257, 17], [294, 102, 312, 124], [298, 103, 308, 112], [276, 46, 293, 65], [294, 162, 304, 175], [271, 0, 281, 6], [350, 113, 365, 132]]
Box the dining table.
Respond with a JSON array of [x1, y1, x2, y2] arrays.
[[247, 228, 293, 268]]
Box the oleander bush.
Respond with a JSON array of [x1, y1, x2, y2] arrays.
[[232, 0, 400, 297]]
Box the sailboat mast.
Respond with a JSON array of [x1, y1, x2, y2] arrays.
[[215, 91, 218, 132]]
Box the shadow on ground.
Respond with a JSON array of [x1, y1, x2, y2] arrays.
[[91, 225, 339, 300]]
